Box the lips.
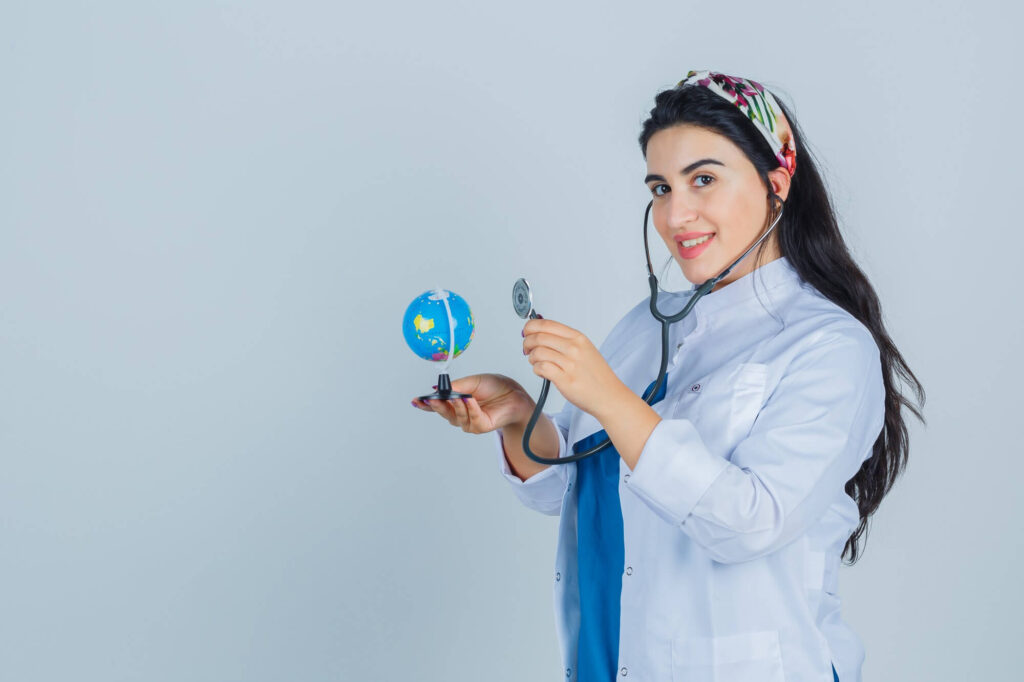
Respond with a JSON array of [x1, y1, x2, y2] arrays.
[[676, 233, 715, 259]]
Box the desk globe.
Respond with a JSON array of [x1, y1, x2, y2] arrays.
[[403, 288, 475, 401]]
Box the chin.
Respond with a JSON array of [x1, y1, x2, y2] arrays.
[[677, 260, 713, 285]]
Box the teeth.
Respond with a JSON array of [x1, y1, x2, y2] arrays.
[[681, 235, 712, 248]]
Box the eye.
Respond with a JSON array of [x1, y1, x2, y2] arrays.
[[651, 183, 669, 196], [694, 174, 715, 187]]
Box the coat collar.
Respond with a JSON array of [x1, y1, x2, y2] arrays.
[[662, 255, 803, 331]]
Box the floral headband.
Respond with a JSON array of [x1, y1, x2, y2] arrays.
[[677, 69, 797, 178]]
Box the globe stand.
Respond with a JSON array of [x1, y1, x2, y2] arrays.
[[419, 373, 473, 402]]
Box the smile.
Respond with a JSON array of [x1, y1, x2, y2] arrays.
[[680, 235, 712, 247], [677, 234, 715, 259]]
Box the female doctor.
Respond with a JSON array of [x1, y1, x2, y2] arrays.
[[411, 70, 924, 682]]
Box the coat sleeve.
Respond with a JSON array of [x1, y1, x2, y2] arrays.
[[494, 398, 576, 516], [624, 322, 886, 564], [493, 295, 648, 516]]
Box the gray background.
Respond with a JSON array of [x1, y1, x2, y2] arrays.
[[1, 1, 1020, 680]]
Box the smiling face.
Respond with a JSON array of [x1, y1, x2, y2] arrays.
[[644, 124, 792, 291]]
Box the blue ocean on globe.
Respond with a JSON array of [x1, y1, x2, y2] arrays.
[[402, 289, 475, 362]]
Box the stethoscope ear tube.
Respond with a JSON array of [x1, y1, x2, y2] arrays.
[[517, 192, 784, 465]]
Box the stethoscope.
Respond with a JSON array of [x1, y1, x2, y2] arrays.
[[512, 191, 784, 465]]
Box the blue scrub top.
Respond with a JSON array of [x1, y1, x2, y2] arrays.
[[572, 374, 668, 681]]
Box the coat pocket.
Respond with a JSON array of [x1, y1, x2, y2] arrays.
[[671, 629, 785, 682], [686, 362, 768, 458], [727, 362, 768, 443]]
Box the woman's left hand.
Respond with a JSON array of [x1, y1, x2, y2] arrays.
[[522, 317, 626, 419]]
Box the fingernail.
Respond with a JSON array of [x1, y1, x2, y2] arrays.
[[461, 397, 469, 402], [536, 314, 543, 319], [432, 385, 437, 389], [521, 329, 524, 337]]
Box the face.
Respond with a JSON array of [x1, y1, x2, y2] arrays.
[[644, 124, 791, 291]]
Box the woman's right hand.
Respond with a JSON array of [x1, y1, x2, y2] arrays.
[[410, 373, 533, 435]]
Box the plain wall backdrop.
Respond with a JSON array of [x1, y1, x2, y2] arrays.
[[2, 1, 1021, 680]]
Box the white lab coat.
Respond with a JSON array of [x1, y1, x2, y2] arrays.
[[494, 256, 884, 682]]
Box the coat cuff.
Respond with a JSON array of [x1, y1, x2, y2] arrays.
[[624, 418, 730, 527], [493, 424, 569, 512]]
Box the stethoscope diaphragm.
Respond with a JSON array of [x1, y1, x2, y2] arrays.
[[512, 277, 536, 319]]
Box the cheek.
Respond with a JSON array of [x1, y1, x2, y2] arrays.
[[651, 205, 671, 240], [711, 191, 760, 240]]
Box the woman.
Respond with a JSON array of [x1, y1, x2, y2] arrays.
[[411, 70, 924, 682]]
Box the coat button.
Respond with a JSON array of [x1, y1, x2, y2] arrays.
[[555, 571, 561, 582], [625, 566, 632, 576], [623, 473, 630, 482], [620, 667, 628, 676], [566, 668, 571, 677]]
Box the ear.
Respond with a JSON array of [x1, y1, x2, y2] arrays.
[[766, 166, 792, 202]]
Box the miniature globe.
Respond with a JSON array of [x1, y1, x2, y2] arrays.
[[402, 288, 475, 362]]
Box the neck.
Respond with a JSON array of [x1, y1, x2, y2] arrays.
[[711, 242, 782, 293]]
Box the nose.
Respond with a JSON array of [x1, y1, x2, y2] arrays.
[[662, 191, 699, 231]]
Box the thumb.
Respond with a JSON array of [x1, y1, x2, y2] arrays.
[[448, 375, 482, 395]]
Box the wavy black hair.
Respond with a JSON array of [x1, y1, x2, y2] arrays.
[[638, 82, 925, 564]]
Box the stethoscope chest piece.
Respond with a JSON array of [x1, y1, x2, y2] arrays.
[[513, 277, 537, 319]]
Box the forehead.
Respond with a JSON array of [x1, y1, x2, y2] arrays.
[[645, 124, 743, 168]]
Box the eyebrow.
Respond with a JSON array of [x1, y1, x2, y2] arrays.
[[644, 158, 725, 184]]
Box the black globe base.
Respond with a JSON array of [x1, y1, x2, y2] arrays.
[[419, 372, 473, 401]]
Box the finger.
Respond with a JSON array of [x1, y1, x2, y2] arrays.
[[524, 331, 575, 358], [415, 398, 437, 411], [532, 358, 566, 383], [445, 398, 467, 428], [462, 396, 490, 430], [525, 346, 571, 375], [428, 399, 456, 425], [523, 318, 577, 340], [449, 397, 470, 429], [461, 396, 481, 423]]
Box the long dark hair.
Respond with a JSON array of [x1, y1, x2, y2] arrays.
[[638, 82, 925, 564]]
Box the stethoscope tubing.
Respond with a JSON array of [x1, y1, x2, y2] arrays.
[[519, 193, 784, 465]]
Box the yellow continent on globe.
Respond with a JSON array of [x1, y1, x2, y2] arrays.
[[413, 314, 435, 333]]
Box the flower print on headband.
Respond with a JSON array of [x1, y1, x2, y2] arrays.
[[678, 69, 797, 178]]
